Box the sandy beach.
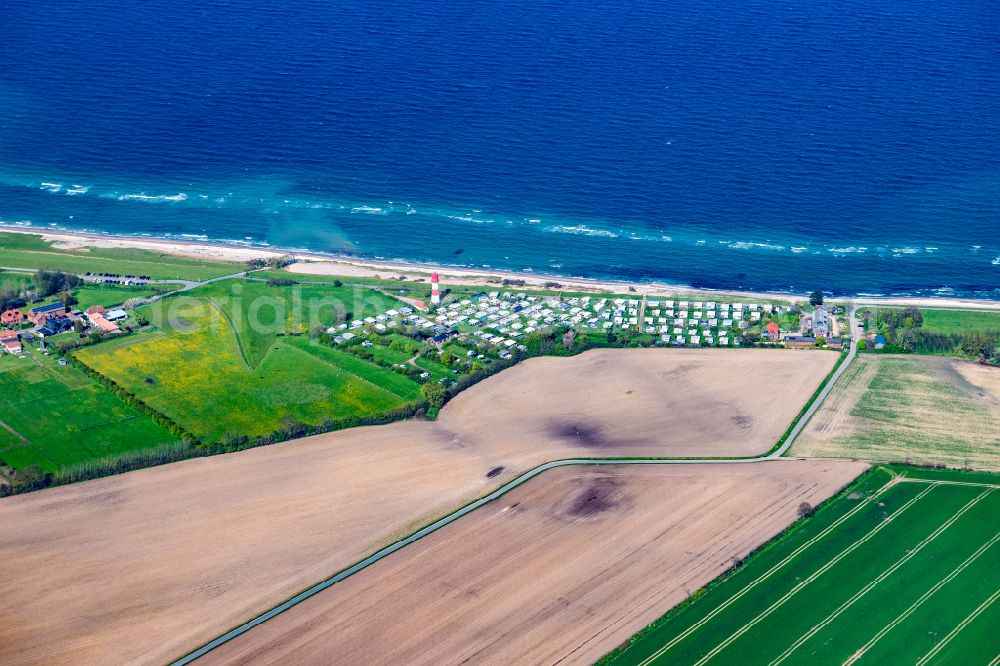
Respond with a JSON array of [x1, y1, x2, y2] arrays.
[[2, 225, 999, 310]]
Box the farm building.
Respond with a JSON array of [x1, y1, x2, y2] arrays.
[[35, 317, 73, 337], [28, 302, 67, 325], [105, 309, 128, 322], [826, 338, 845, 350], [784, 335, 816, 348], [811, 306, 830, 337], [1, 309, 24, 326], [89, 313, 122, 334]]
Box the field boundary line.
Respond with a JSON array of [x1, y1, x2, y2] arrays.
[[690, 483, 938, 666], [206, 301, 265, 371], [843, 529, 1000, 665], [632, 473, 900, 666], [896, 478, 1000, 489], [915, 587, 1000, 666], [770, 489, 993, 665], [0, 418, 31, 447]]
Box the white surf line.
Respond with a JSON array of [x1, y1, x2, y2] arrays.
[[770, 490, 994, 665], [689, 483, 938, 666], [843, 530, 1000, 665], [632, 474, 907, 666], [915, 587, 1000, 666]]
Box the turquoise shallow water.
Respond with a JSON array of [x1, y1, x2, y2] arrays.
[[1, 0, 998, 297]]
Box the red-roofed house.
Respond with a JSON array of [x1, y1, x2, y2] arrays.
[[86, 305, 107, 316], [1, 309, 24, 326], [765, 321, 780, 341], [88, 313, 121, 334], [29, 302, 67, 325], [1, 330, 22, 354]]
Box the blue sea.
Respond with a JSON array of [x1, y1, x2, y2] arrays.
[[1, 0, 998, 297]]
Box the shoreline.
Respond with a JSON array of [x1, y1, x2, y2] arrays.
[[2, 224, 1000, 310]]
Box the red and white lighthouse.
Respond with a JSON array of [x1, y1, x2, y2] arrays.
[[431, 271, 441, 305]]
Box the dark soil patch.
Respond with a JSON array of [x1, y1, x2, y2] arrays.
[[548, 420, 612, 449], [486, 466, 504, 479], [562, 476, 626, 519], [731, 414, 754, 430]]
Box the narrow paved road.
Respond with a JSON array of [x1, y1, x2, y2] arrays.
[[770, 306, 858, 458], [170, 307, 861, 665], [0, 266, 248, 294]]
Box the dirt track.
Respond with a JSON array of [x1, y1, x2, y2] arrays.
[[202, 462, 867, 666], [0, 349, 837, 665]]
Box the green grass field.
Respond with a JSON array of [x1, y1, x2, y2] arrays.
[[414, 355, 454, 380], [74, 284, 419, 441], [185, 279, 406, 367], [0, 349, 177, 473], [0, 231, 241, 280], [366, 343, 414, 366], [0, 268, 34, 291], [71, 283, 175, 310], [920, 309, 1000, 335], [601, 466, 999, 666], [792, 355, 999, 471], [286, 338, 422, 401]]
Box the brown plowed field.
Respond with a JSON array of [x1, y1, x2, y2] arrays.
[[0, 349, 837, 665], [203, 461, 867, 666]]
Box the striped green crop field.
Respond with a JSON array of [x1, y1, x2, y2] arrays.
[[602, 465, 1000, 666]]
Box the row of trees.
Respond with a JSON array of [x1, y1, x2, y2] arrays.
[[34, 270, 82, 297], [245, 254, 295, 270], [870, 307, 998, 361], [1, 269, 79, 312]]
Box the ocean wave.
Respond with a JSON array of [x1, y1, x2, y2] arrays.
[[543, 224, 619, 238], [719, 240, 786, 251], [446, 214, 494, 224], [827, 246, 868, 254], [65, 185, 90, 195], [112, 192, 189, 203], [891, 247, 921, 255], [39, 182, 62, 193], [350, 205, 386, 214]]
